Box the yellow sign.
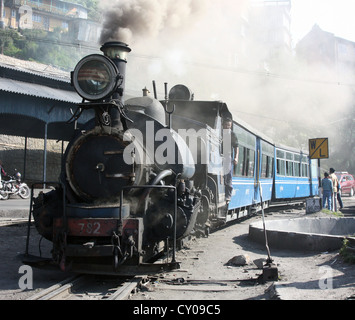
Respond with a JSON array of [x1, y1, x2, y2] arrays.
[[309, 138, 329, 159]]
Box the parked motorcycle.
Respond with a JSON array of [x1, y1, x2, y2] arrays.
[[0, 171, 30, 200]]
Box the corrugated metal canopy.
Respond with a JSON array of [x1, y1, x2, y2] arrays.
[[0, 77, 82, 103], [0, 60, 93, 141], [0, 113, 82, 141]]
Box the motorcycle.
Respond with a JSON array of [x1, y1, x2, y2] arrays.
[[0, 171, 30, 200]]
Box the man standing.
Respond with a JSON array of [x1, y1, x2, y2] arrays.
[[222, 118, 239, 204], [329, 168, 339, 212], [321, 172, 333, 210]]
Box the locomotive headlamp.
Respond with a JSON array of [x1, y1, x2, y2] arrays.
[[72, 54, 119, 101]]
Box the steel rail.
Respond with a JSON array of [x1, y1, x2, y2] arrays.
[[27, 275, 143, 300]]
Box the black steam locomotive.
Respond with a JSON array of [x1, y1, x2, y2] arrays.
[[28, 41, 318, 275], [28, 42, 226, 275]]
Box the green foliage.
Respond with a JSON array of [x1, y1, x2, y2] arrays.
[[0, 28, 88, 70], [321, 208, 344, 217], [340, 239, 355, 264]]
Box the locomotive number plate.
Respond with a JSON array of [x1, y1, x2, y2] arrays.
[[68, 219, 118, 237]]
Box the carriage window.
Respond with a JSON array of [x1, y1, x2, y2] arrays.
[[261, 155, 273, 178], [276, 150, 285, 158], [261, 141, 274, 179], [233, 146, 244, 176], [246, 149, 255, 177], [294, 162, 300, 176], [261, 154, 267, 178], [276, 149, 286, 176], [268, 157, 274, 178], [233, 146, 255, 177], [294, 154, 301, 177], [286, 152, 293, 160], [277, 159, 285, 176], [286, 161, 293, 176]]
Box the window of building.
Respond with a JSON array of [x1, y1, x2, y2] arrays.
[[32, 14, 42, 22]]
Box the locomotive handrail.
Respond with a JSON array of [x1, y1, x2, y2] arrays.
[[207, 175, 218, 217], [119, 184, 178, 264]]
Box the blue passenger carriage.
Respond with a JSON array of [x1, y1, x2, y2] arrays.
[[273, 144, 318, 201], [227, 119, 274, 220]]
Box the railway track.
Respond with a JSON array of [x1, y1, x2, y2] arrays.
[[27, 274, 144, 300], [0, 218, 30, 227]]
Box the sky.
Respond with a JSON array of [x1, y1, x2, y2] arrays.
[[291, 0, 355, 43]]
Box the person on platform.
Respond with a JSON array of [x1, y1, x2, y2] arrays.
[[329, 168, 339, 212], [321, 172, 333, 210]]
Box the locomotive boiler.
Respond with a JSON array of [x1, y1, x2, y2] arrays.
[[31, 42, 205, 274]]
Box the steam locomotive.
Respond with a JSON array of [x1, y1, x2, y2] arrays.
[[28, 42, 319, 275]]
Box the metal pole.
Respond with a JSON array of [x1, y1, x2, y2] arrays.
[[25, 186, 35, 255], [43, 123, 48, 189], [172, 187, 177, 263], [0, 0, 5, 29], [23, 136, 28, 181]]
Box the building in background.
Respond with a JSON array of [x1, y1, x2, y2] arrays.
[[1, 0, 101, 44], [2, 0, 87, 31], [247, 0, 292, 70], [296, 24, 355, 82]]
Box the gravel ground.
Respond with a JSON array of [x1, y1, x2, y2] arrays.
[[0, 197, 355, 301], [130, 209, 355, 300]]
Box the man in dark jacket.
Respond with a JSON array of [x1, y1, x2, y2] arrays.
[[223, 118, 239, 204]]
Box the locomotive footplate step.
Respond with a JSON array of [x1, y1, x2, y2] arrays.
[[20, 254, 55, 269], [70, 261, 181, 276]]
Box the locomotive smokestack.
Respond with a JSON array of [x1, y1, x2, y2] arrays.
[[100, 41, 131, 129], [100, 41, 131, 102]]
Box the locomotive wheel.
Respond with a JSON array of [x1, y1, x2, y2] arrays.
[[196, 194, 210, 226], [113, 246, 119, 272], [32, 190, 62, 241], [205, 225, 210, 237]]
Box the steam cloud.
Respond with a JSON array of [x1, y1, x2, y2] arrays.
[[99, 0, 207, 44], [98, 0, 354, 170]]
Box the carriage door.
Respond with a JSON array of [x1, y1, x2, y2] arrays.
[[254, 139, 261, 204]]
